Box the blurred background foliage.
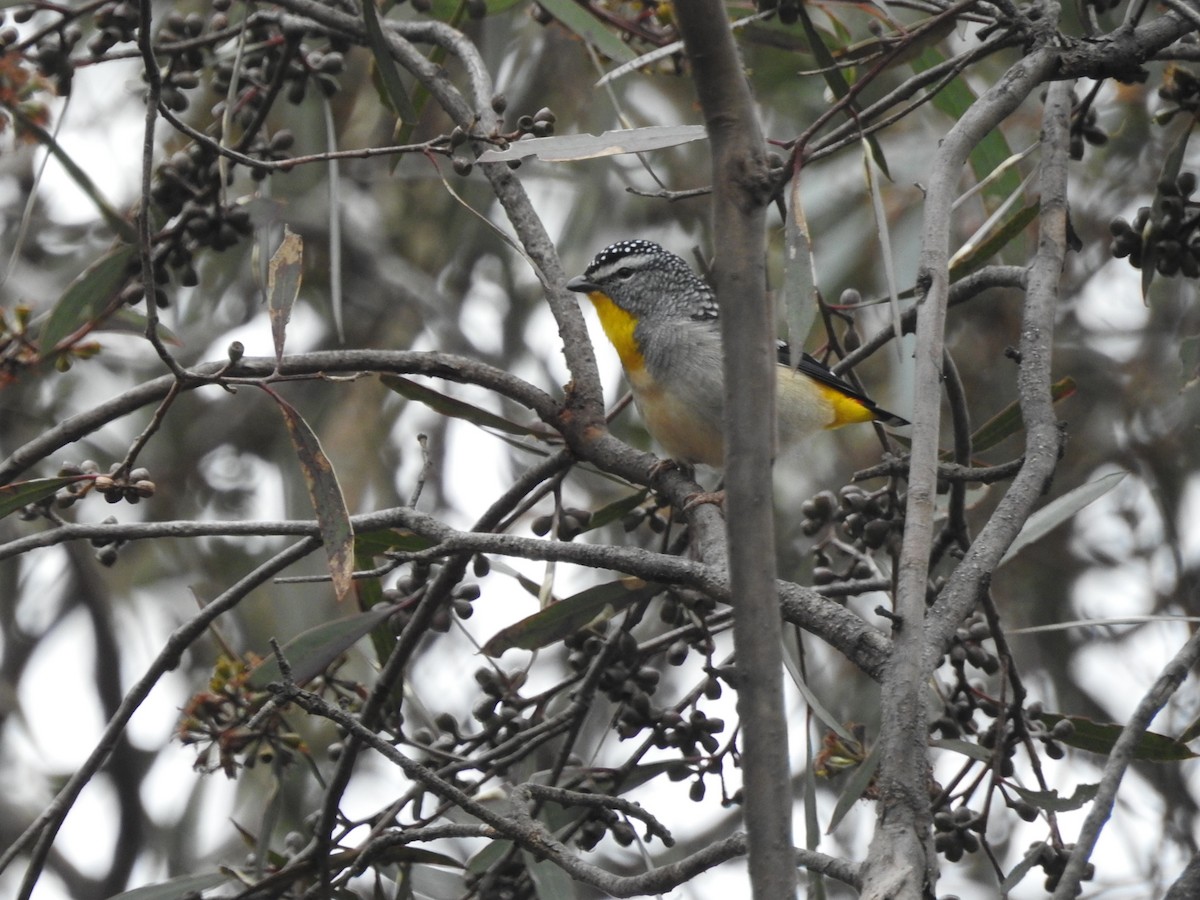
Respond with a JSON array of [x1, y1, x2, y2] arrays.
[[0, 0, 1198, 897]]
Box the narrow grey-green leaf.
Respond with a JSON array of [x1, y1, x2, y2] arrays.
[[782, 177, 818, 363], [483, 579, 662, 656], [267, 228, 303, 366], [535, 0, 637, 64], [782, 631, 854, 743], [381, 374, 541, 436], [270, 391, 355, 602], [99, 308, 182, 344], [930, 738, 994, 762], [793, 2, 890, 178], [477, 125, 707, 164], [999, 470, 1126, 567], [825, 742, 880, 834], [582, 489, 650, 533], [248, 603, 397, 688], [0, 476, 80, 520], [361, 0, 418, 125], [105, 872, 231, 900], [1002, 843, 1048, 894], [466, 840, 513, 875], [40, 245, 136, 352], [522, 850, 578, 900], [11, 107, 137, 242], [1039, 712, 1197, 761]]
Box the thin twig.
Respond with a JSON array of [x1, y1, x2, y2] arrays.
[[5, 537, 322, 898], [134, 0, 187, 380], [1052, 628, 1200, 899]]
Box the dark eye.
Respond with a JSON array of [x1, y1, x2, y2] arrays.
[[616, 267, 634, 279]]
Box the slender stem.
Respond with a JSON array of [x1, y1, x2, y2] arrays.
[[674, 3, 795, 897]]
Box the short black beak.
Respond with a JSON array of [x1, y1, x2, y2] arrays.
[[566, 275, 597, 293]]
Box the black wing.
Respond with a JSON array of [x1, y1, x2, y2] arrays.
[[776, 342, 909, 426]]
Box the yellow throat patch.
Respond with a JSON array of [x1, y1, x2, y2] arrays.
[[587, 292, 644, 372]]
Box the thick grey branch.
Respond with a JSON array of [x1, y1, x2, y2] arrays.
[[0, 351, 560, 485], [2, 507, 890, 677], [922, 78, 1072, 657], [860, 47, 1059, 900], [674, 3, 795, 897]]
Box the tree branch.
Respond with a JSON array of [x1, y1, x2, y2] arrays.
[[1053, 628, 1200, 899], [860, 46, 1059, 900], [674, 4, 795, 897], [4, 537, 322, 898], [922, 76, 1071, 657]]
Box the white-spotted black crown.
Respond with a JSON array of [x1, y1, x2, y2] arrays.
[[582, 240, 719, 322]]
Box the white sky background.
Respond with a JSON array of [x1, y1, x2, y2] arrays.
[[5, 50, 1200, 900]]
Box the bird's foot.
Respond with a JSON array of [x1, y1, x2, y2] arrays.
[[682, 489, 726, 512]]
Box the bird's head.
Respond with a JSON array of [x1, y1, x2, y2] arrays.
[[566, 239, 718, 322]]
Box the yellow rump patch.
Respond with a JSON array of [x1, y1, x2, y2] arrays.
[[587, 292, 645, 372], [813, 381, 878, 427]]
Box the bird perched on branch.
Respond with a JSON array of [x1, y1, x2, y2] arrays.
[[567, 239, 907, 468]]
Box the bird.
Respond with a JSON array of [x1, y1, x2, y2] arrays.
[[566, 239, 907, 468]]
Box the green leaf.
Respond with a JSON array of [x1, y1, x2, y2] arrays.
[[794, 2, 889, 178], [782, 176, 819, 359], [930, 738, 994, 763], [568, 760, 683, 795], [582, 489, 650, 532], [965, 376, 1077, 454], [270, 392, 355, 603], [267, 228, 303, 366], [381, 374, 541, 436], [0, 476, 80, 519], [466, 839, 513, 875], [248, 604, 397, 688], [825, 742, 880, 834], [383, 846, 463, 868], [476, 125, 708, 164], [949, 202, 1040, 282], [482, 579, 662, 656], [913, 48, 1022, 205], [522, 850, 577, 899], [1178, 712, 1200, 744], [999, 470, 1126, 566], [98, 308, 182, 344], [361, 0, 419, 127], [535, 0, 637, 64], [1010, 782, 1098, 813], [352, 528, 435, 668], [40, 245, 137, 352], [10, 106, 137, 242], [354, 528, 435, 560], [1040, 712, 1198, 761], [105, 872, 231, 900], [1002, 842, 1048, 894], [888, 376, 1076, 456], [352, 556, 393, 667]]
